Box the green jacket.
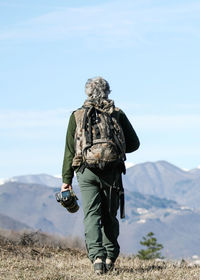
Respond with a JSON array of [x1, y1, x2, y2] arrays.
[[62, 108, 140, 184]]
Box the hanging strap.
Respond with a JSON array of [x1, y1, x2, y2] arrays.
[[99, 173, 125, 219], [118, 175, 125, 219]]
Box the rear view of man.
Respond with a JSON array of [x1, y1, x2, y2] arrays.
[[61, 77, 140, 274]]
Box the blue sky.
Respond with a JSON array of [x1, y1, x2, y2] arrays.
[[1, 0, 200, 178]]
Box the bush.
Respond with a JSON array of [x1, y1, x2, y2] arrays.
[[137, 232, 164, 260]]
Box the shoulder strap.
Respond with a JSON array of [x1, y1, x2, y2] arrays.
[[82, 106, 93, 147]]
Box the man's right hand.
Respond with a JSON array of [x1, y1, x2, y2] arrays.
[[61, 183, 72, 192]]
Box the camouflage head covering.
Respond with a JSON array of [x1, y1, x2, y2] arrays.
[[85, 77, 111, 100]]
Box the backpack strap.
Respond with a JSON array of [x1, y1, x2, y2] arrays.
[[82, 107, 92, 146]]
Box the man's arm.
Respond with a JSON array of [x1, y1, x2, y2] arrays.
[[119, 110, 140, 153], [62, 113, 76, 189]]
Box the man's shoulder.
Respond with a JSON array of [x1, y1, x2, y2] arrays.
[[112, 107, 125, 118], [73, 107, 85, 122], [114, 107, 123, 113], [71, 106, 83, 115]]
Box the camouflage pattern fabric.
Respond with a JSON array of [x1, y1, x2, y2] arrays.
[[72, 99, 126, 169]]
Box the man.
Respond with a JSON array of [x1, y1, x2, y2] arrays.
[[61, 77, 140, 274]]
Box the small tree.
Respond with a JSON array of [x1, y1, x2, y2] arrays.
[[137, 232, 164, 260]]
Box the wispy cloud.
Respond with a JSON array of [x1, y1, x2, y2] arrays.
[[0, 108, 71, 129], [0, 0, 199, 47], [1, 108, 200, 134], [120, 103, 200, 115], [1, 108, 200, 175], [132, 114, 200, 132], [0, 1, 22, 8]]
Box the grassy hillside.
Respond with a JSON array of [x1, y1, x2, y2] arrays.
[[0, 230, 200, 280]]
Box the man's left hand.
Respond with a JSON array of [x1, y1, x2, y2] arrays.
[[61, 183, 72, 192]]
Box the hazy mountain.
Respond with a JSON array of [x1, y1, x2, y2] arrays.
[[1, 161, 200, 258], [8, 161, 200, 209], [123, 160, 200, 208], [0, 213, 31, 231], [7, 161, 200, 209], [1, 178, 200, 258], [120, 209, 200, 259], [0, 181, 83, 236], [11, 174, 62, 188], [190, 168, 200, 175]]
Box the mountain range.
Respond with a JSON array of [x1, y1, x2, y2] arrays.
[[0, 160, 200, 259], [123, 160, 200, 209], [0, 213, 30, 231]]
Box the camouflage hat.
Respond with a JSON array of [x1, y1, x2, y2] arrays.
[[85, 77, 111, 99]]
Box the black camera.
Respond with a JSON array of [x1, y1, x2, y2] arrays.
[[55, 190, 79, 213]]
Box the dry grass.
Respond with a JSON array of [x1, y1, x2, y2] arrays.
[[0, 229, 84, 249], [0, 230, 200, 280]]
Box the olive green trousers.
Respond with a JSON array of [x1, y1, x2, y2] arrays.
[[76, 168, 120, 263]]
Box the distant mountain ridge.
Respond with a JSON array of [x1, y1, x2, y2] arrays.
[[123, 160, 200, 209], [11, 174, 62, 188], [0, 213, 31, 231], [0, 181, 83, 236], [0, 180, 179, 235], [1, 160, 200, 258], [9, 160, 200, 209]]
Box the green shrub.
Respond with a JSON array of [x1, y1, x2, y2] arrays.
[[137, 232, 164, 260]]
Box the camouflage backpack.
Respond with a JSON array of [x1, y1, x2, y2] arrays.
[[72, 102, 126, 170]]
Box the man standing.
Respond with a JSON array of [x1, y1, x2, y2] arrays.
[[61, 77, 140, 274]]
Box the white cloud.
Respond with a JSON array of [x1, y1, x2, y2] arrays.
[[0, 108, 71, 129], [0, 2, 21, 8], [0, 0, 200, 46], [54, 174, 62, 179], [1, 109, 200, 135], [121, 103, 200, 114], [131, 114, 200, 132], [0, 178, 7, 185], [137, 219, 146, 224], [1, 107, 200, 176], [125, 162, 134, 169]]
